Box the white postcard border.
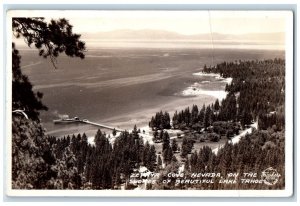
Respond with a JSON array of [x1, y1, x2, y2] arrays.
[[5, 9, 294, 197]]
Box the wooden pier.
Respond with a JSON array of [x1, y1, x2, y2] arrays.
[[53, 118, 124, 132], [81, 120, 124, 132]]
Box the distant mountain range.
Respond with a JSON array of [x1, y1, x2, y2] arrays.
[[82, 29, 285, 43]]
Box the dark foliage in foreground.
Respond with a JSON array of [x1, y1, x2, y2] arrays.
[[12, 44, 48, 120], [12, 17, 85, 120], [12, 119, 157, 189], [12, 18, 85, 64]]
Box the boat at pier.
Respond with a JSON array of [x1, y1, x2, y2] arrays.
[[53, 116, 81, 124]]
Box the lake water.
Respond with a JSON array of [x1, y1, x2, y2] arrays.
[[19, 48, 284, 137]]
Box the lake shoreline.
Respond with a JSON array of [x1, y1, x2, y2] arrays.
[[45, 71, 231, 138]]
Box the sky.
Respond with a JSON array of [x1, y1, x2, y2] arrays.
[[8, 10, 290, 35], [9, 10, 292, 50]]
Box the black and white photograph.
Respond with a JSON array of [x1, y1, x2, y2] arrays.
[[6, 10, 293, 197]]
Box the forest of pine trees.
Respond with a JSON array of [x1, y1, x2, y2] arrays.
[[179, 128, 285, 190], [12, 122, 158, 189], [148, 59, 285, 190], [149, 111, 171, 129], [203, 59, 285, 130]]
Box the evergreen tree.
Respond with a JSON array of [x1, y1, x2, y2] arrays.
[[171, 139, 179, 152], [184, 157, 191, 172], [153, 130, 159, 142], [148, 145, 157, 171], [143, 141, 151, 166], [198, 104, 206, 124], [191, 104, 199, 124], [157, 155, 162, 171], [112, 128, 117, 136], [132, 125, 139, 139], [204, 105, 213, 129], [162, 131, 170, 151], [53, 146, 82, 189], [240, 109, 252, 129], [163, 145, 174, 165], [12, 117, 57, 189], [12, 44, 48, 120], [214, 99, 220, 111], [181, 137, 189, 158]]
